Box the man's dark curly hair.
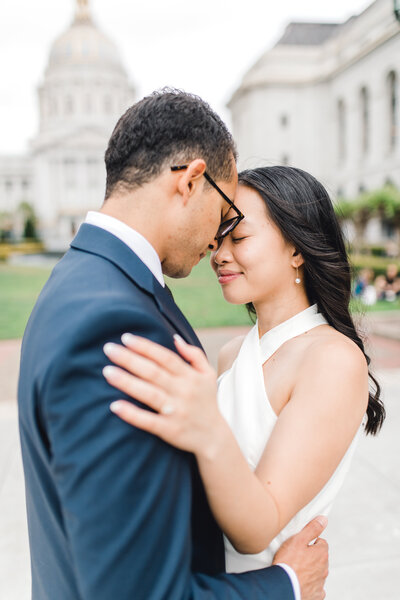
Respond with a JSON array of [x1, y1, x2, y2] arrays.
[[104, 88, 237, 198]]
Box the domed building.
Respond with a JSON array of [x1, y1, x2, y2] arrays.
[[0, 0, 135, 250]]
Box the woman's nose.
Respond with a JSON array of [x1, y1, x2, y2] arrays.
[[212, 241, 230, 264]]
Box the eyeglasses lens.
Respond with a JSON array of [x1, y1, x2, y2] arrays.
[[216, 217, 240, 240]]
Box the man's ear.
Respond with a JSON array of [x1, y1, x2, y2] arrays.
[[176, 159, 206, 205]]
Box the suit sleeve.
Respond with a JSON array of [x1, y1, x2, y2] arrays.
[[42, 303, 294, 600]]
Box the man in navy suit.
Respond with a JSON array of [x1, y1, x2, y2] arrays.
[[18, 90, 328, 600]]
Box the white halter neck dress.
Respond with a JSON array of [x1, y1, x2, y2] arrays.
[[217, 304, 361, 573]]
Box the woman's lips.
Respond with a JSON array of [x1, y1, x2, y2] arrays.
[[217, 271, 242, 285]]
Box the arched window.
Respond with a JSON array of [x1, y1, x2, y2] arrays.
[[388, 71, 397, 151], [280, 114, 289, 128], [360, 87, 369, 155], [337, 99, 346, 162]]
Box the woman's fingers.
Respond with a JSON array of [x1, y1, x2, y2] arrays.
[[110, 400, 165, 437], [120, 334, 190, 375], [173, 335, 210, 373], [103, 365, 168, 413], [103, 343, 172, 389]]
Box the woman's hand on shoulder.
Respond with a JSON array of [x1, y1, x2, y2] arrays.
[[103, 334, 227, 456]]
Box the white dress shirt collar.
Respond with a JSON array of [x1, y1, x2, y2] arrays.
[[84, 211, 165, 287]]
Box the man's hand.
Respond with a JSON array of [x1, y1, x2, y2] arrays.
[[273, 516, 329, 600]]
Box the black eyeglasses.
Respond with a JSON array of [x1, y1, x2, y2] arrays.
[[171, 165, 244, 240]]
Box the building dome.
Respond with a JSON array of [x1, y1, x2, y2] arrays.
[[36, 0, 134, 136], [47, 0, 124, 74]]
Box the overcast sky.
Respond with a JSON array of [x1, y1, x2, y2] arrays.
[[0, 0, 373, 154]]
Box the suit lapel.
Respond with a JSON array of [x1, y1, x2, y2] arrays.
[[153, 282, 203, 349], [71, 224, 204, 350]]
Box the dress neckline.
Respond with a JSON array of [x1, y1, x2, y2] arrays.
[[258, 304, 328, 364]]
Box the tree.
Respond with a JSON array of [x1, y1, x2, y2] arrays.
[[364, 185, 400, 241], [18, 202, 39, 241], [336, 186, 400, 252], [334, 197, 355, 222]]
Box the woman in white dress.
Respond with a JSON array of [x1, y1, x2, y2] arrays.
[[103, 166, 385, 573]]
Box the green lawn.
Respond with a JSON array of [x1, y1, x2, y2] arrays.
[[0, 265, 52, 340], [165, 258, 252, 329], [0, 259, 252, 340], [1, 260, 399, 340]]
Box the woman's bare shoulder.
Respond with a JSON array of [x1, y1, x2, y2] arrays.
[[299, 326, 369, 407], [305, 326, 366, 367], [218, 335, 247, 376]]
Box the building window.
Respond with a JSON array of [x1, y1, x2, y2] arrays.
[[22, 179, 29, 189], [87, 157, 99, 188], [388, 71, 397, 151], [5, 180, 13, 191], [337, 99, 346, 163], [104, 95, 112, 114], [64, 158, 77, 188], [336, 187, 344, 198], [360, 87, 369, 155], [381, 218, 395, 239], [280, 114, 289, 128], [65, 96, 74, 115], [85, 94, 92, 113], [358, 183, 366, 194], [281, 154, 289, 166], [50, 97, 58, 116]]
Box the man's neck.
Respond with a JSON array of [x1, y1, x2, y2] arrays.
[[99, 198, 166, 262]]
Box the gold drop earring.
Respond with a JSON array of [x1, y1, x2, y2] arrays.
[[295, 266, 301, 284]]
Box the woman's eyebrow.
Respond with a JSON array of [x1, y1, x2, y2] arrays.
[[235, 219, 252, 229]]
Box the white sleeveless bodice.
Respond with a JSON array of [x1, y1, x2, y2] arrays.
[[217, 304, 361, 573]]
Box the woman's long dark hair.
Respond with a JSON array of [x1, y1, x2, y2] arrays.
[[239, 166, 385, 435]]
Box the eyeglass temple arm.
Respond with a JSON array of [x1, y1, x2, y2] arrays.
[[171, 165, 244, 219], [203, 173, 244, 219]]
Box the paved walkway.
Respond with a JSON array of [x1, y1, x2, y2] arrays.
[[1, 316, 400, 599]]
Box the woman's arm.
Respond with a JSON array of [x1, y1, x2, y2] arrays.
[[103, 334, 368, 554]]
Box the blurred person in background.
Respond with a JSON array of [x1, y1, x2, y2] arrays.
[[375, 263, 400, 301]]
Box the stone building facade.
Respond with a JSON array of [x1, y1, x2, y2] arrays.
[[228, 0, 400, 242]]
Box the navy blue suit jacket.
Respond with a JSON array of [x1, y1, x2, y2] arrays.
[[18, 224, 294, 599]]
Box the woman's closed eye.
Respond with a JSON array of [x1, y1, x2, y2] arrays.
[[231, 236, 247, 243]]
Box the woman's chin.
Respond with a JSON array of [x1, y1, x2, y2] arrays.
[[221, 290, 251, 305]]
